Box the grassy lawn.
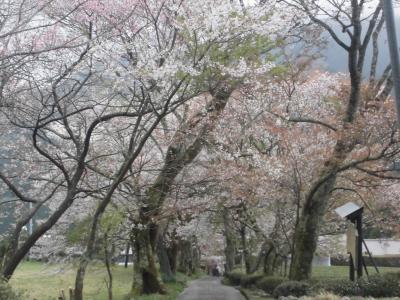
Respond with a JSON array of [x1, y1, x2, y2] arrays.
[[312, 265, 400, 280], [10, 263, 400, 300], [10, 261, 188, 300]]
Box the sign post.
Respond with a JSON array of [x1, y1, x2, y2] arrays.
[[335, 202, 364, 280]]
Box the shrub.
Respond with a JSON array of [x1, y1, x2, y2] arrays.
[[221, 277, 231, 285], [312, 274, 400, 297], [273, 281, 310, 298], [313, 279, 361, 296], [384, 271, 400, 281], [224, 271, 245, 286], [256, 276, 286, 294], [0, 279, 23, 300], [240, 274, 264, 288], [358, 274, 400, 297]]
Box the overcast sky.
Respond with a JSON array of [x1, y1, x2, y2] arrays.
[[244, 0, 400, 15], [242, 0, 400, 75]]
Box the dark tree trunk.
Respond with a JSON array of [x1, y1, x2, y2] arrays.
[[104, 234, 113, 300], [130, 224, 165, 295], [250, 241, 269, 274], [167, 238, 178, 274], [176, 236, 200, 276], [157, 233, 175, 282], [289, 141, 347, 280], [263, 247, 275, 276], [124, 243, 130, 268], [178, 239, 193, 275], [239, 223, 251, 274], [223, 208, 236, 273], [121, 86, 234, 296], [131, 86, 234, 291]]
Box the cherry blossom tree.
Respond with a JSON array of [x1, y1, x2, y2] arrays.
[[274, 0, 400, 280], [69, 0, 298, 297]]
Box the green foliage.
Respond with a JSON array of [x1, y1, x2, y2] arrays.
[[66, 217, 91, 245], [208, 34, 274, 67], [181, 27, 279, 87], [66, 209, 124, 246], [0, 278, 23, 300], [255, 276, 286, 294], [323, 95, 344, 112], [273, 281, 310, 298], [161, 272, 176, 283], [358, 274, 400, 297], [312, 274, 400, 297], [363, 225, 395, 238], [224, 271, 245, 286], [384, 271, 400, 281], [0, 240, 9, 264], [100, 210, 124, 233], [269, 65, 289, 77], [240, 274, 264, 288], [312, 279, 361, 296]]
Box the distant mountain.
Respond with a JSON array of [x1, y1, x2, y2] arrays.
[[321, 16, 400, 77]]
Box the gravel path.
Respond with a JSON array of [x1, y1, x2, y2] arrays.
[[177, 276, 246, 300]]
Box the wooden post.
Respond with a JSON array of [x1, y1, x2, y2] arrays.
[[356, 214, 363, 278], [349, 254, 355, 281], [124, 243, 130, 268]]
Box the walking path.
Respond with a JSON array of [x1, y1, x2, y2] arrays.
[[177, 276, 246, 300]]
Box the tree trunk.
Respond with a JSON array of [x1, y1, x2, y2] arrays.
[[287, 0, 382, 282], [176, 236, 200, 276], [124, 243, 130, 268], [167, 237, 178, 274], [289, 139, 348, 280], [239, 223, 251, 274], [132, 85, 234, 291], [177, 239, 192, 275], [73, 108, 170, 300], [223, 208, 236, 273], [128, 224, 165, 296], [157, 233, 175, 282], [192, 245, 201, 275], [137, 225, 165, 294], [263, 247, 275, 276], [74, 261, 88, 300], [250, 240, 268, 274], [104, 234, 113, 300]]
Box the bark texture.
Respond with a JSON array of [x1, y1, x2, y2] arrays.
[[223, 208, 236, 273], [289, 1, 383, 280], [135, 85, 235, 292], [157, 232, 175, 282]]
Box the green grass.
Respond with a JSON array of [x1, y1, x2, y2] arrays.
[[312, 265, 400, 280], [11, 263, 400, 300], [9, 261, 189, 300]]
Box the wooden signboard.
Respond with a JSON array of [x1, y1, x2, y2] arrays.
[[347, 222, 358, 269]]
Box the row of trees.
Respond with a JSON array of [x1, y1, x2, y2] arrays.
[[1, 0, 399, 299]]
